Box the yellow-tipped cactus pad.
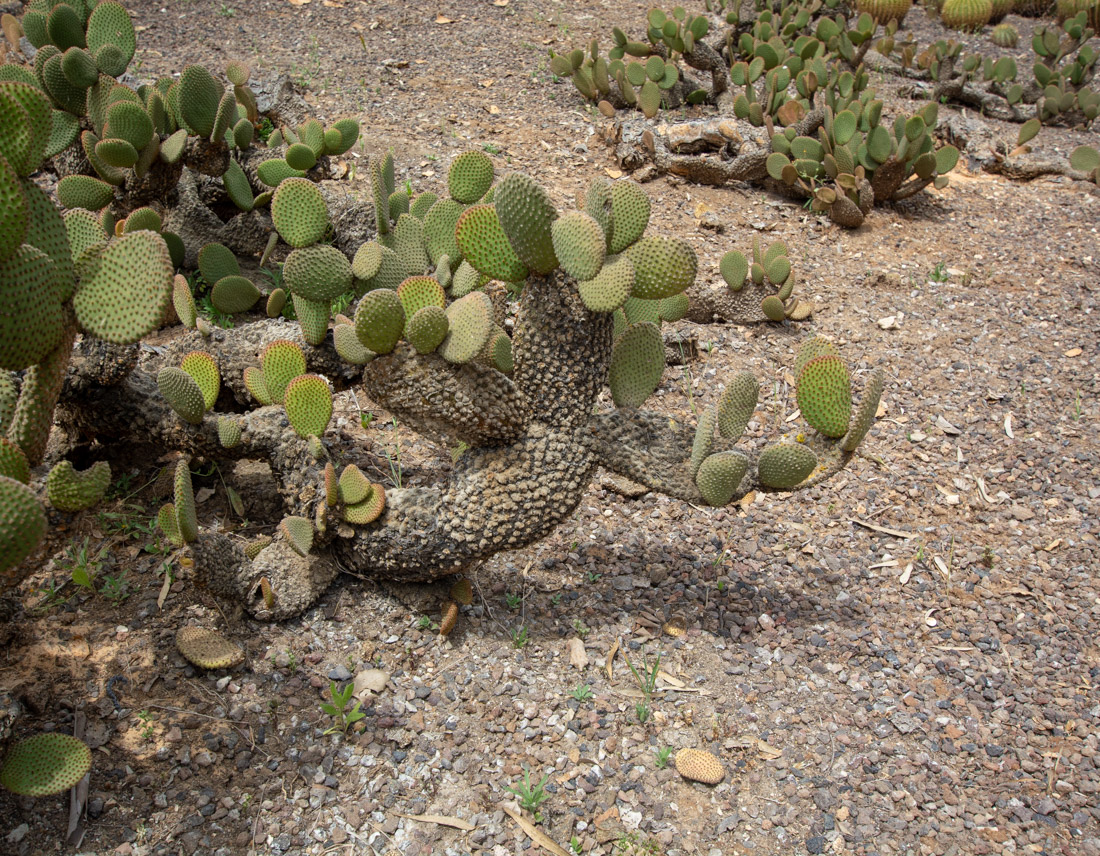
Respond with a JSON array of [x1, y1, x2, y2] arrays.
[[284, 373, 332, 438], [180, 351, 221, 411], [343, 482, 385, 525], [260, 339, 307, 404]]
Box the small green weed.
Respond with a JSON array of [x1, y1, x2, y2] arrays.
[[321, 681, 366, 735], [570, 684, 593, 702], [654, 746, 673, 768], [505, 766, 551, 823], [511, 626, 529, 649], [929, 262, 949, 283], [505, 592, 522, 610], [61, 537, 108, 591], [571, 618, 589, 640]]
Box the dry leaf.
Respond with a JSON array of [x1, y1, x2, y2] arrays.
[[479, 79, 494, 87], [851, 518, 916, 539], [604, 168, 623, 178], [396, 813, 476, 831], [322, 0, 343, 6], [754, 737, 782, 758], [935, 415, 960, 435], [899, 564, 912, 585], [933, 556, 950, 578], [287, 0, 310, 5], [493, 0, 509, 5], [1063, 347, 1082, 357], [739, 490, 756, 508], [605, 638, 619, 681], [567, 638, 588, 670], [486, 105, 500, 115], [500, 803, 571, 856], [1004, 413, 1014, 438], [157, 571, 171, 609], [435, 14, 454, 23]]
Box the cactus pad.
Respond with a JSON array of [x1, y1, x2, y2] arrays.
[[623, 235, 697, 300], [0, 438, 29, 484], [405, 305, 450, 354], [257, 339, 305, 404], [455, 204, 528, 283], [57, 174, 115, 210], [716, 372, 759, 441], [0, 245, 65, 372], [760, 295, 786, 322], [271, 177, 329, 247], [448, 150, 494, 204], [450, 577, 474, 605], [174, 459, 198, 543], [337, 464, 371, 505], [199, 244, 241, 288], [333, 322, 375, 364], [696, 451, 749, 507], [609, 322, 665, 408], [283, 244, 353, 303], [577, 253, 634, 313], [180, 351, 221, 411], [689, 404, 717, 480], [397, 276, 447, 326], [243, 366, 272, 405], [86, 2, 136, 73], [279, 515, 313, 556], [175, 626, 244, 670], [210, 274, 260, 315], [284, 373, 332, 438], [757, 442, 818, 489], [156, 366, 206, 424], [608, 180, 651, 254], [841, 367, 885, 452], [439, 291, 493, 364], [796, 354, 851, 438], [343, 483, 385, 525], [423, 198, 465, 269], [46, 460, 111, 512], [355, 289, 406, 355], [0, 475, 47, 579], [551, 211, 607, 281], [493, 172, 559, 274], [74, 230, 174, 344], [173, 274, 197, 328], [352, 241, 383, 281], [0, 733, 92, 797], [217, 415, 242, 448]]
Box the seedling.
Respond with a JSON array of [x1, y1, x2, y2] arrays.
[[625, 650, 661, 725], [511, 626, 529, 649], [571, 618, 589, 640], [929, 262, 949, 283], [570, 684, 593, 702], [505, 592, 522, 610], [654, 746, 673, 768], [321, 681, 366, 735], [505, 766, 551, 823]]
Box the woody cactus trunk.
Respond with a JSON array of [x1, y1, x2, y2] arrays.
[[14, 147, 884, 621]]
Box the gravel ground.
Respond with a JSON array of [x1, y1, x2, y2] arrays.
[[2, 0, 1099, 854]]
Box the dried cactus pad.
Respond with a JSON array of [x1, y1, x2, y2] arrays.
[[796, 354, 851, 438], [450, 577, 474, 605], [175, 626, 244, 670], [674, 748, 724, 785], [0, 733, 92, 797], [439, 601, 459, 636]]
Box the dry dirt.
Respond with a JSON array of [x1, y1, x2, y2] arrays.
[[2, 1, 1099, 855]]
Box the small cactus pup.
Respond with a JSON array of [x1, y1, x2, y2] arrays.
[[991, 23, 1019, 47], [40, 154, 886, 623]]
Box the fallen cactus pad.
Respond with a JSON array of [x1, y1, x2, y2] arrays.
[[175, 626, 245, 669], [0, 733, 92, 797], [674, 748, 724, 785]]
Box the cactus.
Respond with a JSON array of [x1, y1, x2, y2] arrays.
[[0, 733, 92, 797], [991, 23, 1019, 47], [941, 0, 994, 30]]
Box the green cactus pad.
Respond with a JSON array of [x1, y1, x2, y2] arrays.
[[0, 373, 15, 434], [0, 438, 30, 484], [46, 460, 111, 512], [405, 305, 450, 354], [271, 177, 328, 248], [584, 177, 614, 249], [285, 142, 317, 171], [392, 212, 429, 276], [577, 253, 634, 313], [352, 241, 384, 281], [355, 289, 406, 355], [260, 339, 307, 403], [62, 212, 105, 273], [796, 354, 851, 438], [0, 475, 47, 579], [61, 47, 99, 89], [658, 293, 689, 322], [493, 171, 559, 274], [760, 295, 786, 321], [343, 483, 385, 525], [795, 336, 839, 377], [689, 404, 716, 480], [174, 459, 198, 543], [333, 323, 375, 364], [716, 372, 759, 441], [158, 128, 187, 165], [156, 502, 183, 547], [157, 366, 206, 424], [608, 180, 651, 254], [283, 244, 353, 302], [175, 626, 244, 670], [841, 367, 884, 452], [397, 275, 446, 323], [284, 373, 332, 438], [46, 4, 84, 52], [244, 536, 272, 560], [338, 464, 371, 505], [609, 322, 665, 408], [210, 274, 260, 315], [180, 350, 221, 411], [292, 294, 329, 345], [95, 137, 138, 169], [621, 295, 660, 325], [757, 442, 818, 489], [1070, 145, 1100, 173], [450, 259, 485, 297], [122, 207, 162, 234], [448, 150, 495, 204], [455, 204, 528, 283], [0, 158, 28, 265], [439, 290, 494, 364], [487, 331, 513, 373], [696, 451, 749, 507], [256, 158, 307, 187], [551, 211, 606, 281], [0, 81, 52, 178], [410, 191, 438, 221], [86, 2, 136, 73], [178, 64, 221, 138], [105, 99, 153, 151], [73, 230, 174, 344], [243, 366, 272, 405], [423, 198, 465, 268], [217, 415, 242, 448], [222, 159, 253, 211], [265, 288, 286, 318], [21, 180, 75, 301], [0, 733, 92, 798], [623, 235, 697, 300], [279, 515, 313, 556], [57, 174, 115, 210], [173, 274, 197, 328], [0, 245, 65, 372]]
